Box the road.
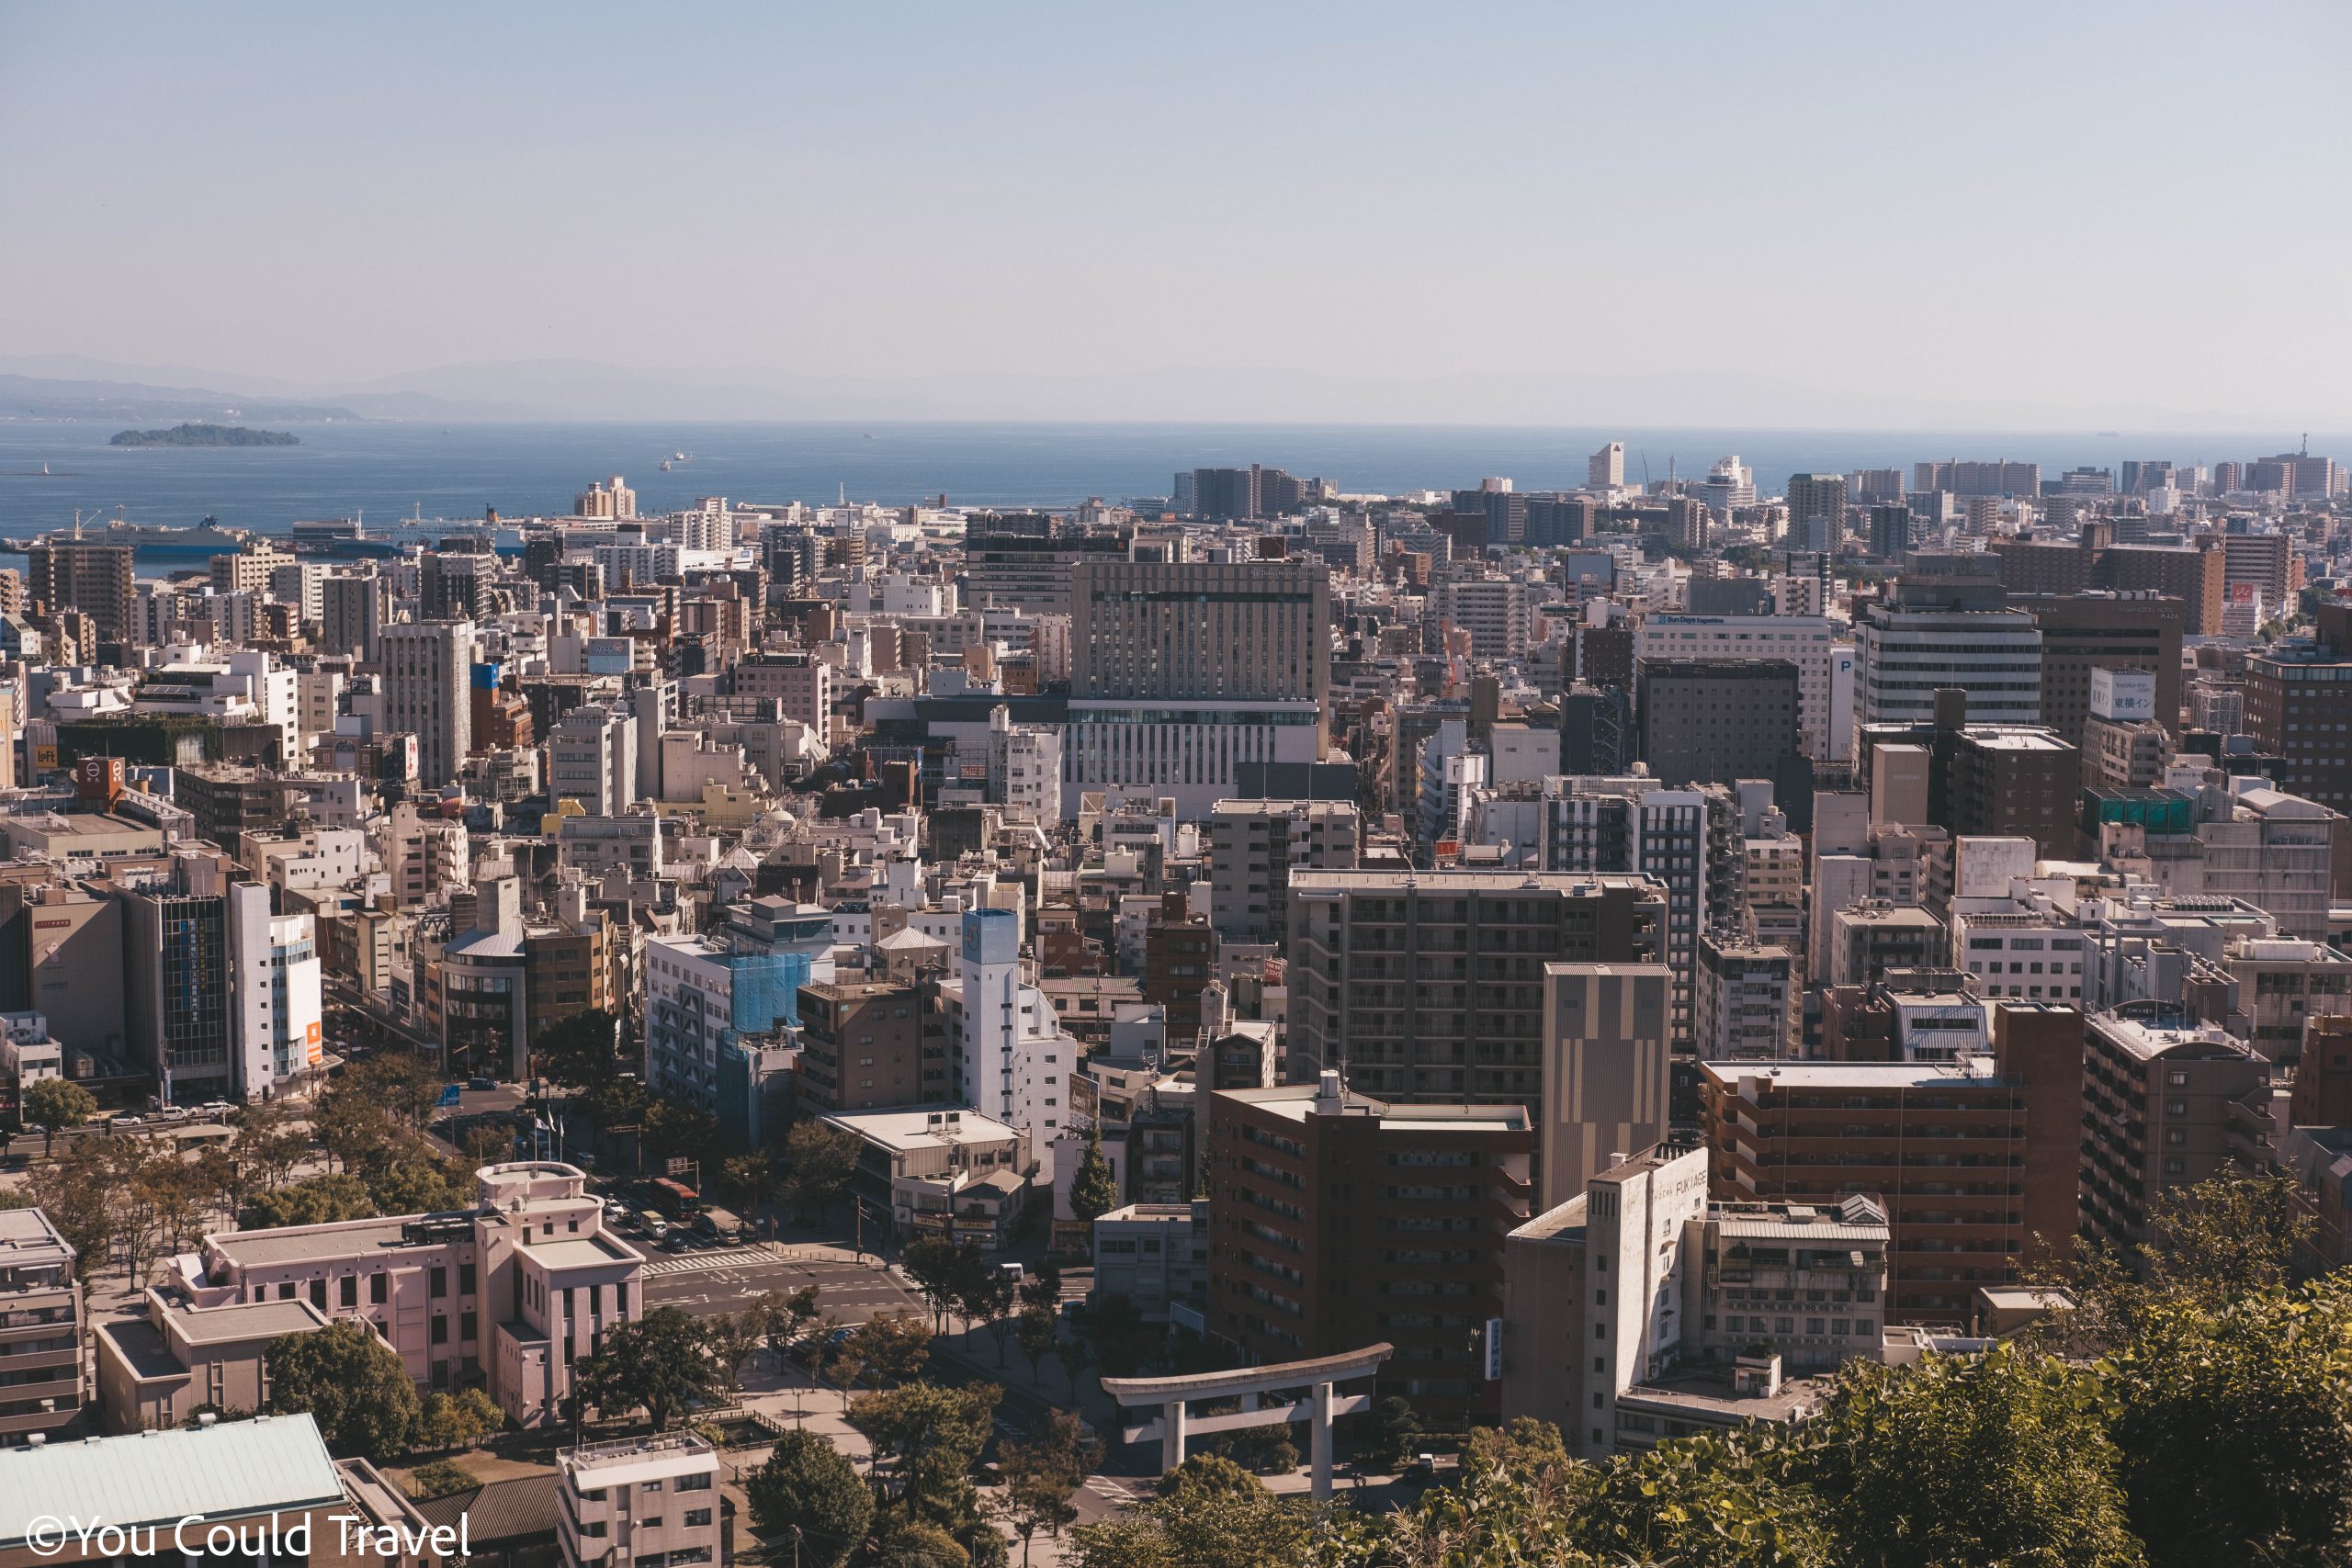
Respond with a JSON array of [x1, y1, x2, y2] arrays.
[[638, 1243, 920, 1324]]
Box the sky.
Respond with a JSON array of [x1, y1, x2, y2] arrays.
[[3, 1, 2349, 427]]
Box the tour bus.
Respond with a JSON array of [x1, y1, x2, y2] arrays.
[[648, 1177, 702, 1219]]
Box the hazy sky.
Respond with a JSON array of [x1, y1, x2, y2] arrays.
[[4, 1, 2349, 425]]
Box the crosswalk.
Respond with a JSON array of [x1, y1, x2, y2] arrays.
[[640, 1242, 797, 1277], [1084, 1477, 1141, 1505]]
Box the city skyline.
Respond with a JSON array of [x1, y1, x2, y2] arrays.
[[3, 2, 2348, 427]]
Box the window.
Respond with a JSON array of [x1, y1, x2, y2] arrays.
[[430, 1314, 448, 1345], [430, 1266, 448, 1298], [461, 1310, 478, 1341], [683, 1510, 713, 1529], [340, 1277, 357, 1308], [310, 1280, 326, 1309], [460, 1263, 478, 1293], [370, 1274, 388, 1304], [676, 1473, 713, 1493]]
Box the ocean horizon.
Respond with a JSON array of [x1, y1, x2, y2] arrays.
[[0, 419, 2339, 538]]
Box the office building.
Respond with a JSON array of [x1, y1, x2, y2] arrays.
[[1857, 693, 2082, 858], [797, 981, 940, 1114], [1069, 558, 1329, 817], [1701, 1001, 2083, 1321], [100, 1163, 642, 1432], [1784, 473, 1848, 551], [2082, 669, 2171, 792], [1539, 963, 1673, 1208], [548, 702, 638, 817], [1207, 1076, 1532, 1423], [1589, 442, 1624, 490], [0, 1207, 85, 1445], [2009, 592, 2183, 750], [1992, 531, 2226, 634], [2079, 1008, 2275, 1259], [1854, 577, 2042, 728], [1866, 504, 1914, 560], [729, 650, 832, 732], [1091, 1200, 1209, 1325], [1634, 660, 1802, 786], [963, 529, 1130, 615], [27, 542, 133, 640], [379, 620, 474, 786], [1430, 577, 1533, 660], [1694, 934, 1796, 1061], [1634, 615, 1846, 761], [2243, 604, 2352, 816], [320, 570, 386, 661], [1207, 799, 1359, 944], [1284, 869, 1667, 1102]]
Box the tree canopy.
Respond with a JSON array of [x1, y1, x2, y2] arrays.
[[265, 1322, 421, 1462], [747, 1428, 875, 1568]]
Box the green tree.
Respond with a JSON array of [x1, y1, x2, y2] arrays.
[[641, 1096, 720, 1168], [242, 1172, 379, 1229], [574, 1306, 712, 1430], [997, 1409, 1101, 1568], [967, 1269, 1021, 1366], [903, 1237, 974, 1334], [414, 1387, 505, 1451], [535, 1008, 622, 1089], [781, 1118, 863, 1223], [405, 1461, 481, 1501], [22, 1077, 95, 1153], [1153, 1453, 1264, 1502], [28, 1140, 113, 1281], [1016, 1259, 1062, 1314], [1807, 1348, 2143, 1568], [266, 1321, 422, 1461], [845, 1310, 932, 1388], [746, 1427, 875, 1568], [1068, 1125, 1117, 1226], [723, 1150, 778, 1213], [231, 1100, 311, 1191], [1015, 1305, 1057, 1384], [365, 1156, 473, 1216], [847, 1381, 1001, 1527], [1463, 1415, 1569, 1477], [1068, 1479, 1316, 1568], [705, 1310, 764, 1403], [1372, 1395, 1422, 1471]]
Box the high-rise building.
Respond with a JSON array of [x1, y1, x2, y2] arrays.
[[1634, 615, 1845, 761], [2078, 1008, 2274, 1260], [1784, 473, 1848, 551], [1206, 799, 1360, 944], [2244, 604, 2352, 817], [1694, 934, 1796, 1061], [1854, 577, 2041, 728], [947, 908, 1072, 1144], [1992, 532, 2226, 634], [548, 702, 638, 817], [27, 543, 133, 641], [572, 475, 638, 519], [1588, 442, 1625, 490], [1539, 962, 1674, 1208], [1069, 558, 1329, 816], [1701, 1001, 2084, 1322], [1206, 1076, 1532, 1424], [320, 570, 385, 660], [1867, 504, 1915, 560], [797, 981, 939, 1113], [2009, 592, 2184, 750], [1283, 870, 1667, 1103], [1430, 577, 1533, 660], [1697, 455, 1755, 517], [379, 620, 473, 786], [1634, 660, 1802, 787]]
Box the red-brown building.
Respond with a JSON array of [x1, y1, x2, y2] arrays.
[[1206, 1076, 1532, 1424], [1699, 1001, 2083, 1324]]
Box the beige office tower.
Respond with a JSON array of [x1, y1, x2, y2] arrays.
[[1589, 441, 1625, 489], [1540, 962, 1674, 1209], [379, 619, 474, 785]]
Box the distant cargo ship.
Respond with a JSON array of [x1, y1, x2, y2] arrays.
[[1, 518, 251, 554]]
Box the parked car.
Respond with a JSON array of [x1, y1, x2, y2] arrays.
[[107, 1114, 145, 1132], [467, 1077, 498, 1092]]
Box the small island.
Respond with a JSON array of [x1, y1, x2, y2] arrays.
[[109, 422, 300, 447]]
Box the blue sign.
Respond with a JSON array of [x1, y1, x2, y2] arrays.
[[437, 1084, 463, 1108]]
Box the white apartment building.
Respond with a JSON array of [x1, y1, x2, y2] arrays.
[[1431, 577, 1534, 660], [235, 908, 324, 1093], [1853, 592, 2041, 728], [1634, 615, 1845, 761], [549, 702, 639, 818], [943, 908, 1070, 1153], [557, 1433, 724, 1568], [379, 621, 474, 786], [1949, 896, 2089, 1005], [984, 703, 1062, 822]]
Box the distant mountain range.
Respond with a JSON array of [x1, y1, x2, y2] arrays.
[[0, 353, 2324, 432]]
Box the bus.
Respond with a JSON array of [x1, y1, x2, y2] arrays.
[[648, 1178, 702, 1219], [694, 1205, 750, 1246]]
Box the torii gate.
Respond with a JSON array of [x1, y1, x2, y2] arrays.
[[1098, 1342, 1393, 1501]]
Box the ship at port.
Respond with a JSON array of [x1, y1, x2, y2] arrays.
[[2, 516, 250, 554]]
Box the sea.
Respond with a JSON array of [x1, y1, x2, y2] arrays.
[[0, 419, 2338, 541]]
